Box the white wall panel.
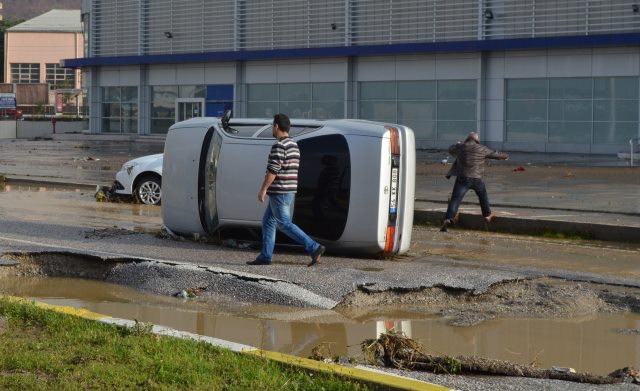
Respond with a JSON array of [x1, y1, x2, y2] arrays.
[[547, 55, 592, 77], [592, 53, 639, 77], [245, 64, 278, 83], [176, 65, 205, 84], [309, 60, 348, 82], [504, 55, 547, 78], [356, 60, 395, 81], [118, 67, 141, 85], [395, 59, 436, 80], [148, 67, 177, 85], [204, 64, 237, 83], [276, 63, 311, 83], [100, 70, 121, 86], [435, 58, 480, 79]]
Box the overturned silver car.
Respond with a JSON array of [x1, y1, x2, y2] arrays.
[[162, 114, 415, 256]]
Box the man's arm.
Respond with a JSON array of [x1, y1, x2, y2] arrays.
[[258, 171, 277, 203], [486, 150, 509, 160]]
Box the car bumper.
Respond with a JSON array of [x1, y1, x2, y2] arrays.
[[114, 170, 133, 195]]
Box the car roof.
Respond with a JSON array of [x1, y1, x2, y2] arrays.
[[170, 117, 400, 138]]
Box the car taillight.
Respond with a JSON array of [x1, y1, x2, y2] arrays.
[[384, 126, 401, 254], [389, 127, 400, 155]]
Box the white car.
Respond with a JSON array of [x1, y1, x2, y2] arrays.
[[112, 153, 163, 205], [162, 113, 416, 256]]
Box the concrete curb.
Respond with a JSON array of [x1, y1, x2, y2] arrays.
[[4, 296, 451, 391], [415, 210, 640, 243]]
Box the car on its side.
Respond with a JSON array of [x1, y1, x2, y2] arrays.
[[162, 113, 416, 256], [112, 153, 163, 205]]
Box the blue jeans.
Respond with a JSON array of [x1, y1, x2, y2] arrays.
[[444, 177, 492, 220], [258, 193, 320, 262]]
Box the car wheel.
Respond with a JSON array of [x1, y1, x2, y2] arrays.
[[135, 176, 162, 205]]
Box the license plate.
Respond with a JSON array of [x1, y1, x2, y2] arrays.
[[390, 168, 398, 213]]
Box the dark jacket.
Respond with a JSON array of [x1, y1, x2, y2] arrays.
[[446, 140, 508, 179]]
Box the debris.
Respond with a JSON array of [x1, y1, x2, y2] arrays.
[[94, 185, 114, 202], [552, 366, 576, 373], [565, 172, 574, 177], [608, 367, 640, 384], [513, 166, 526, 172], [175, 290, 189, 299], [361, 332, 622, 384], [173, 287, 206, 299]]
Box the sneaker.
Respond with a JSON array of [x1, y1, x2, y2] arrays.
[[246, 258, 271, 265], [308, 245, 325, 267], [484, 212, 496, 223], [440, 219, 453, 232]]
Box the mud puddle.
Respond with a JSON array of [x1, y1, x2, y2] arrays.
[[1, 273, 639, 376], [0, 185, 161, 232]]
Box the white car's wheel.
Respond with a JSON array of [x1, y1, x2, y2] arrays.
[[135, 176, 162, 205]]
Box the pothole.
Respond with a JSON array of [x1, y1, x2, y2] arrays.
[[335, 278, 640, 326]]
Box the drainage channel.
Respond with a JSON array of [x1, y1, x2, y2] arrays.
[[1, 274, 639, 377]]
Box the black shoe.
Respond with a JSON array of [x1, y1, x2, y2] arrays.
[[440, 219, 453, 232], [246, 258, 271, 265], [308, 245, 325, 267]]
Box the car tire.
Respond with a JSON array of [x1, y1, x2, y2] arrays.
[[135, 176, 162, 205]]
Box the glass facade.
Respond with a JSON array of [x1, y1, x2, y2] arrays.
[[359, 80, 476, 141], [11, 63, 40, 84], [45, 64, 76, 90], [506, 77, 638, 144], [101, 87, 138, 133], [247, 83, 344, 119], [150, 85, 206, 134]]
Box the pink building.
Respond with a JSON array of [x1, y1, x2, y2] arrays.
[[4, 9, 83, 114]]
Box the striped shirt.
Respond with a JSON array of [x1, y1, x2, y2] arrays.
[[266, 137, 300, 194]]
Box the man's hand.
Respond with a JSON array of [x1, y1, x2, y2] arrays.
[[258, 189, 267, 203]]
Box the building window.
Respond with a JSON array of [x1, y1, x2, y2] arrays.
[[102, 86, 138, 133], [505, 78, 548, 142], [150, 85, 207, 134], [593, 77, 639, 144], [46, 64, 76, 90], [359, 79, 476, 141], [151, 86, 178, 134], [11, 63, 40, 84], [506, 77, 638, 144], [247, 82, 344, 119], [436, 80, 477, 141]]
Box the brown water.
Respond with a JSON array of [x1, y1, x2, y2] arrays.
[[0, 183, 161, 232], [1, 276, 638, 376]]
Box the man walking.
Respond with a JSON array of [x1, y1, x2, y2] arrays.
[[247, 113, 325, 266], [441, 131, 508, 232]]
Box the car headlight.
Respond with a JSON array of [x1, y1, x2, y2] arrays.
[[122, 162, 139, 175]]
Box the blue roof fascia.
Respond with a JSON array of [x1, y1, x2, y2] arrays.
[[62, 32, 640, 68]]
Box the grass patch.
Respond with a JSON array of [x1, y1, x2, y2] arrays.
[[0, 297, 369, 390]]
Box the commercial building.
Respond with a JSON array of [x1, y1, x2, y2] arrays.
[[5, 9, 83, 114], [64, 1, 640, 153]]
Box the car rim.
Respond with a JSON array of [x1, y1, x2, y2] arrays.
[[138, 181, 161, 205]]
